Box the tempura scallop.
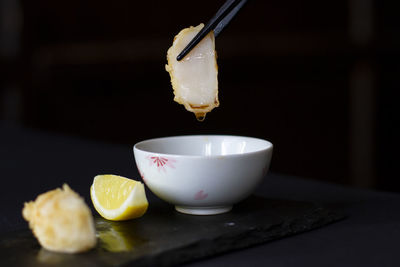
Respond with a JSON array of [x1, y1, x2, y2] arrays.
[[166, 23, 219, 121], [22, 184, 97, 253]]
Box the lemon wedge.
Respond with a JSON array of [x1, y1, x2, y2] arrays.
[[90, 174, 148, 221]]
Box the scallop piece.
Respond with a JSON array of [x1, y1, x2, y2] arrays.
[[22, 184, 97, 253], [166, 23, 219, 121]]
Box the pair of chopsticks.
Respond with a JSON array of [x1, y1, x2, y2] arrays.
[[176, 0, 248, 61]]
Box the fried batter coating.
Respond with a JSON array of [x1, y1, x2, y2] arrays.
[[22, 184, 97, 253], [166, 23, 219, 121]]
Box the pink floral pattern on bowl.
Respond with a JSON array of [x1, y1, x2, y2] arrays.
[[147, 155, 176, 173], [138, 169, 146, 184], [194, 190, 208, 200]]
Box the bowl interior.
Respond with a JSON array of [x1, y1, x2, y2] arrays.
[[134, 135, 272, 157]]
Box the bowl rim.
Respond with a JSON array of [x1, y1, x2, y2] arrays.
[[133, 134, 273, 158]]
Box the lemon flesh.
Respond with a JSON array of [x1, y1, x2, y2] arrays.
[[90, 175, 148, 221]]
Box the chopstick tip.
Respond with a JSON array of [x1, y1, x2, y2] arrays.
[[176, 54, 184, 61]]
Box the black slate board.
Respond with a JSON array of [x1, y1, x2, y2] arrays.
[[0, 197, 344, 267]]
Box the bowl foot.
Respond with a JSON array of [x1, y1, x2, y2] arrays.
[[175, 205, 232, 215]]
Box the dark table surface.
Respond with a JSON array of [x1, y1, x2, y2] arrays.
[[1, 122, 400, 267]]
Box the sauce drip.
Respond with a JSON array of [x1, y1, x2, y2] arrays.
[[195, 113, 206, 122]]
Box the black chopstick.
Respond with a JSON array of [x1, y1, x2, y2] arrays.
[[176, 0, 248, 61]]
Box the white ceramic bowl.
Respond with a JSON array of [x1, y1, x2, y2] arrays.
[[133, 135, 273, 215]]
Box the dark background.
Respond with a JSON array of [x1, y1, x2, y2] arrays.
[[0, 0, 399, 191]]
